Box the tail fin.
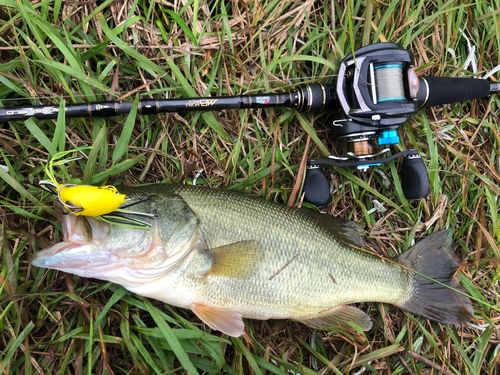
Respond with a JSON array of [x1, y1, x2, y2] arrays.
[[395, 230, 473, 324]]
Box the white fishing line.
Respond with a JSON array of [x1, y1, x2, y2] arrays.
[[374, 65, 405, 101]]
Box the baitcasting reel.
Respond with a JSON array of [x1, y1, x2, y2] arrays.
[[303, 43, 499, 206]]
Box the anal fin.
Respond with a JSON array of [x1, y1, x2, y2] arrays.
[[299, 305, 372, 331], [206, 240, 264, 278], [191, 303, 245, 337]]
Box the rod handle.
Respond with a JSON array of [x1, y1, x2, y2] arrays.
[[418, 76, 491, 108]]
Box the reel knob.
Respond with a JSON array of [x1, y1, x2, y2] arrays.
[[400, 154, 430, 200], [303, 165, 331, 206]]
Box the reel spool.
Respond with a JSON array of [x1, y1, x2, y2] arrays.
[[372, 63, 406, 103]]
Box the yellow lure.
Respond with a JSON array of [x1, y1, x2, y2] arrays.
[[40, 147, 153, 229], [57, 184, 127, 216]]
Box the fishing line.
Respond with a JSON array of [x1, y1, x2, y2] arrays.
[[374, 64, 405, 102]]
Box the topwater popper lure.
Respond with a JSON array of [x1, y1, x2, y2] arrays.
[[39, 148, 155, 229]]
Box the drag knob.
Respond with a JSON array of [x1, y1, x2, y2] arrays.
[[303, 166, 331, 206], [400, 154, 430, 200]]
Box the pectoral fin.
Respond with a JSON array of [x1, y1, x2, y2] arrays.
[[299, 305, 372, 331], [205, 240, 264, 278], [191, 303, 245, 337]]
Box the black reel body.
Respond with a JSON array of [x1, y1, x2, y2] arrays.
[[336, 43, 420, 127]]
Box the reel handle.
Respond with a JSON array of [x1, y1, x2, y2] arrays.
[[418, 76, 495, 108], [399, 155, 430, 200], [303, 166, 331, 206], [303, 150, 430, 206]]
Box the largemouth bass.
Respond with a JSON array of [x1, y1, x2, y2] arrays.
[[31, 184, 473, 336]]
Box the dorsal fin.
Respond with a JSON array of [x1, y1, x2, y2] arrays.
[[299, 305, 372, 331], [205, 240, 264, 278], [300, 209, 365, 248]]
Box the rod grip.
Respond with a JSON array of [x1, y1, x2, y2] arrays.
[[418, 76, 491, 108]]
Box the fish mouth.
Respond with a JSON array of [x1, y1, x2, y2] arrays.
[[30, 243, 114, 276], [30, 204, 117, 279], [30, 204, 175, 287]]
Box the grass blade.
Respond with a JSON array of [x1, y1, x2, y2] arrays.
[[112, 94, 139, 163], [231, 337, 263, 375], [1, 321, 34, 371], [144, 300, 199, 375], [165, 9, 197, 46], [25, 118, 56, 156]]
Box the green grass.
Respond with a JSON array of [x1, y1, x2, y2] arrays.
[[1, 0, 500, 373]]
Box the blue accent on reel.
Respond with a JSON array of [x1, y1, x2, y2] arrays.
[[374, 64, 403, 69], [357, 163, 382, 170], [378, 97, 406, 102], [378, 131, 400, 145]]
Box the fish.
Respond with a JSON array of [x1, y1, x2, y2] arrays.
[[31, 184, 473, 337]]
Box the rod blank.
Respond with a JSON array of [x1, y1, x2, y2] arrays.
[[0, 83, 337, 122]]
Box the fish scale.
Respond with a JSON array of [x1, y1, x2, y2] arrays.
[[32, 183, 473, 337]]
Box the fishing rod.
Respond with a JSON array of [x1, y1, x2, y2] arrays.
[[1, 43, 498, 205], [0, 83, 336, 121]]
